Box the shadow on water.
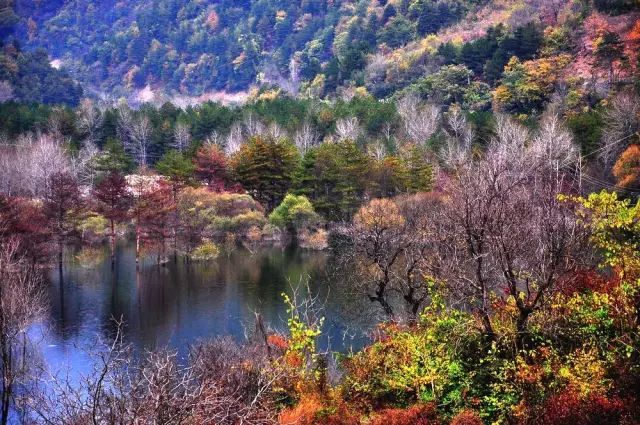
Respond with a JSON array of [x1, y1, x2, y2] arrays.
[[41, 242, 374, 373]]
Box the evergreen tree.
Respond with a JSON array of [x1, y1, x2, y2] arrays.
[[232, 136, 299, 211]]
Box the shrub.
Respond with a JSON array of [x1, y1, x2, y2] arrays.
[[191, 241, 220, 261], [298, 229, 328, 250], [269, 194, 319, 230], [537, 390, 627, 425], [369, 404, 439, 425], [450, 410, 483, 425], [79, 214, 109, 242], [278, 396, 323, 425]]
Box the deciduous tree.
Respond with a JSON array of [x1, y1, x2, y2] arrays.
[[93, 172, 133, 264], [43, 171, 84, 270]]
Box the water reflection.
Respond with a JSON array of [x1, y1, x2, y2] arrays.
[[42, 243, 372, 371]]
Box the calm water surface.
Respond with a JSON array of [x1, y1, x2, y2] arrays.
[[37, 243, 372, 376]]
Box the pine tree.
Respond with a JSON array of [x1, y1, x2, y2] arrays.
[[232, 136, 299, 211]]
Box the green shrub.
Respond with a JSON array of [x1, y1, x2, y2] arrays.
[[191, 241, 220, 261]]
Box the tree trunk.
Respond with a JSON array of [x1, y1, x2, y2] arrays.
[[58, 239, 63, 277], [110, 220, 116, 267], [481, 312, 495, 342], [515, 310, 531, 352], [135, 223, 140, 267], [1, 334, 11, 425]]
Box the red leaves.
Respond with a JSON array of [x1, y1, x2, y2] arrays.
[[538, 390, 629, 425], [194, 144, 231, 193], [93, 172, 132, 224], [369, 404, 439, 425], [0, 195, 50, 263], [450, 410, 483, 425]]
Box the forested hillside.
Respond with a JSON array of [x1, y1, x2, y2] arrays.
[[5, 0, 638, 103]]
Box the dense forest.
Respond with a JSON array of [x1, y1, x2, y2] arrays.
[[1, 0, 640, 424], [1, 0, 637, 103]]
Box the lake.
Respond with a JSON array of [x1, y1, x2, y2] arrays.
[[36, 243, 374, 377]]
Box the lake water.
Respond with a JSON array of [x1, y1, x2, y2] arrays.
[[37, 243, 374, 376]]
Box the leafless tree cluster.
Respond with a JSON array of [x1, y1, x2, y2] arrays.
[[28, 324, 281, 425], [0, 134, 69, 197], [396, 94, 441, 145], [441, 106, 474, 168], [335, 117, 362, 142], [342, 194, 446, 321], [341, 115, 588, 346], [172, 122, 192, 153], [0, 239, 47, 425], [294, 122, 320, 154], [599, 92, 640, 167], [436, 115, 587, 348], [117, 104, 152, 167], [76, 99, 104, 147], [0, 131, 98, 198]]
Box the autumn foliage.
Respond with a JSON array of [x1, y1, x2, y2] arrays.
[[613, 144, 640, 188]]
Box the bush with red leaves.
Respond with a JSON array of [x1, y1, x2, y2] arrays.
[[451, 410, 483, 425], [369, 404, 440, 425], [537, 390, 634, 425]]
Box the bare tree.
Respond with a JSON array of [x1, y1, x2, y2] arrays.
[[0, 240, 47, 425], [126, 116, 152, 167], [12, 134, 70, 198], [599, 92, 640, 167], [70, 142, 99, 187], [267, 123, 287, 141], [46, 109, 70, 144], [531, 111, 578, 168], [243, 113, 266, 138], [335, 117, 362, 142], [116, 102, 133, 147], [342, 194, 445, 320], [368, 140, 388, 161], [172, 122, 191, 153], [204, 131, 224, 148], [225, 123, 244, 156], [397, 94, 440, 145], [76, 99, 104, 147], [30, 322, 280, 424], [442, 106, 474, 168], [294, 122, 319, 154], [435, 115, 587, 348]]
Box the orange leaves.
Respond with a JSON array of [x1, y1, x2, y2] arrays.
[[267, 334, 289, 351], [613, 144, 640, 189], [354, 198, 405, 231], [278, 396, 323, 425], [450, 410, 483, 425], [369, 404, 439, 425]]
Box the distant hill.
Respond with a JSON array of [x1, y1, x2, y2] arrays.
[[2, 0, 639, 107]]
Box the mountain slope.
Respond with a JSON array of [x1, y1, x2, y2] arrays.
[[3, 0, 640, 107]]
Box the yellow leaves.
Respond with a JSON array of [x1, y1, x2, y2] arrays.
[[495, 54, 572, 110], [572, 191, 640, 280], [493, 85, 512, 104], [354, 86, 370, 98], [354, 198, 405, 231], [258, 89, 281, 101], [563, 349, 611, 396]]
